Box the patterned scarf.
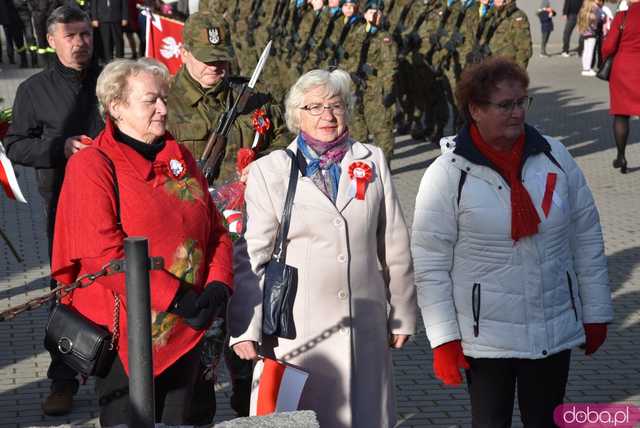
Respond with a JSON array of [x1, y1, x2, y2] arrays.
[[470, 124, 540, 241], [297, 130, 350, 202]]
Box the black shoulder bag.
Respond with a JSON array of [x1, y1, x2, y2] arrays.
[[262, 150, 299, 339], [597, 11, 628, 81], [44, 152, 121, 378]]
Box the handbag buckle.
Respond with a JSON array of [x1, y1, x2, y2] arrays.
[[57, 337, 73, 354]]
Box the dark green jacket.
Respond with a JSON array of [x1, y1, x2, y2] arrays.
[[167, 67, 290, 183]]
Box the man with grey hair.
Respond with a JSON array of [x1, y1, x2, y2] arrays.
[[4, 3, 103, 416]]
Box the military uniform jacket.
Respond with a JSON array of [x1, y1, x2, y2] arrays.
[[488, 3, 532, 69], [166, 67, 289, 183]]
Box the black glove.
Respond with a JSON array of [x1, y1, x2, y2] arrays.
[[196, 281, 230, 321], [169, 282, 229, 330]]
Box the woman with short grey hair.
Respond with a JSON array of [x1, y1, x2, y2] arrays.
[[96, 57, 169, 119], [284, 68, 354, 133], [229, 69, 418, 427], [51, 57, 233, 425]]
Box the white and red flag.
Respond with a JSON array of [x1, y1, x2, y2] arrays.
[[250, 358, 309, 416], [144, 11, 184, 75], [0, 142, 27, 203]]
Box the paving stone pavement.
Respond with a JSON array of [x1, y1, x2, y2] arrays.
[[1, 42, 639, 428]]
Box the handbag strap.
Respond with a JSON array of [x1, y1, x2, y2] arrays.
[[273, 149, 299, 262]]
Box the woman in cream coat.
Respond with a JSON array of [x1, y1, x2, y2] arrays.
[[229, 69, 417, 428]]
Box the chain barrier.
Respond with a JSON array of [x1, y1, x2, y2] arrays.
[[0, 257, 163, 322]]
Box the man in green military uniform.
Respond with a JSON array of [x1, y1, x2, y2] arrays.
[[168, 12, 289, 183], [306, 0, 344, 71], [166, 12, 289, 421], [435, 0, 477, 131], [460, 0, 494, 70], [335, 0, 398, 162], [386, 0, 419, 135], [488, 0, 531, 69], [411, 0, 449, 143]]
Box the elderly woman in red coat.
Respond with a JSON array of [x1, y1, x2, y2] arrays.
[[51, 58, 233, 425], [602, 0, 640, 173]]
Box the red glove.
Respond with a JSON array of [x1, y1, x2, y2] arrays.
[[432, 340, 470, 385], [584, 323, 607, 356]]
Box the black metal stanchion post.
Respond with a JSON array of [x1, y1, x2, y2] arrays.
[[125, 237, 155, 427]]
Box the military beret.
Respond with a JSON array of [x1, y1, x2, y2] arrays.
[[365, 0, 384, 10]]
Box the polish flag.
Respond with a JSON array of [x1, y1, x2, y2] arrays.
[[143, 10, 185, 75], [250, 358, 309, 416], [0, 142, 27, 203]]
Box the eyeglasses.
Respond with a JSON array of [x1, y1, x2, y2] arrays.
[[482, 96, 532, 114], [300, 102, 347, 116]]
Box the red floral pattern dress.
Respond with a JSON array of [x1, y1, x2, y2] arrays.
[[51, 119, 233, 376]]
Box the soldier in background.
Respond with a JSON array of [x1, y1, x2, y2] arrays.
[[90, 0, 128, 61], [166, 13, 289, 420], [488, 0, 531, 69], [386, 0, 418, 135], [461, 0, 495, 70], [13, 0, 40, 67], [336, 0, 398, 162], [413, 0, 449, 143], [293, 0, 327, 74], [32, 0, 62, 66], [309, 0, 343, 70], [437, 0, 476, 130]]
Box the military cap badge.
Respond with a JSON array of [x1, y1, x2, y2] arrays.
[[208, 27, 220, 45]]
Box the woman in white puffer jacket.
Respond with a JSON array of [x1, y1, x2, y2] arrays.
[[411, 57, 613, 427]]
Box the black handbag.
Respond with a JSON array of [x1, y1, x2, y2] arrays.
[[44, 303, 119, 378], [597, 12, 628, 81], [44, 150, 121, 378], [262, 150, 299, 339]]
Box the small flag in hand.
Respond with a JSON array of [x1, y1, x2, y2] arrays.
[[0, 142, 26, 203], [250, 358, 309, 416]]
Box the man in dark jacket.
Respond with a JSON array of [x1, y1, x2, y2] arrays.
[[4, 4, 103, 416], [561, 0, 583, 56], [90, 0, 128, 60]]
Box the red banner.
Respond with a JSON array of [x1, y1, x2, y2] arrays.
[[144, 12, 185, 75]]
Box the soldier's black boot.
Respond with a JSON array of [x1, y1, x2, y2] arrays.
[[30, 52, 38, 68], [20, 53, 28, 68], [9, 54, 16, 65]]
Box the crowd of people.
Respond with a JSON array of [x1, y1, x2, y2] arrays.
[[3, 0, 636, 426]]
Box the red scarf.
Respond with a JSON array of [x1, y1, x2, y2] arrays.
[[470, 124, 540, 241]]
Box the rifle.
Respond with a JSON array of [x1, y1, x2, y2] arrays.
[[401, 4, 439, 56], [313, 10, 341, 68], [425, 5, 453, 70], [331, 16, 359, 66], [200, 41, 273, 185], [297, 10, 324, 71], [465, 7, 513, 65], [246, 0, 264, 47], [441, 3, 473, 70], [285, 4, 307, 60], [391, 2, 415, 47], [267, 0, 288, 43]]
